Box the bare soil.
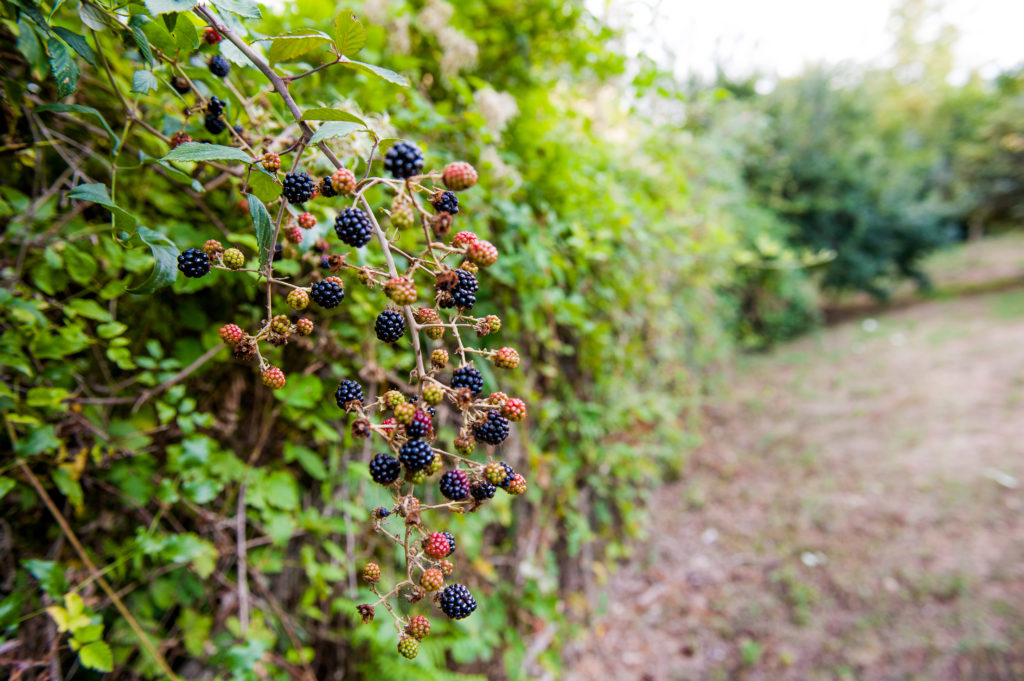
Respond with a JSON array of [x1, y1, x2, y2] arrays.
[[566, 288, 1024, 681]]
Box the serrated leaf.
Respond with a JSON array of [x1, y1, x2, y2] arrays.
[[78, 641, 113, 672], [211, 0, 262, 19], [132, 69, 158, 94], [36, 104, 119, 148], [137, 15, 176, 54], [128, 226, 179, 294], [248, 167, 282, 203], [173, 13, 199, 50], [333, 11, 366, 57], [301, 107, 366, 126], [219, 40, 254, 68], [143, 0, 198, 14], [66, 183, 136, 229], [267, 30, 331, 63], [46, 37, 79, 98], [78, 3, 109, 31], [338, 56, 407, 87], [162, 142, 253, 164], [128, 17, 154, 66], [46, 605, 70, 632], [52, 27, 95, 66], [248, 194, 274, 269], [308, 121, 365, 145], [73, 624, 103, 644]]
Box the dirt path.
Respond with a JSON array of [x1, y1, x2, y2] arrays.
[[566, 289, 1024, 681]]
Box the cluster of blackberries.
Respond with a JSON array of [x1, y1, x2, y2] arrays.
[[431, 190, 459, 215], [439, 584, 477, 620], [369, 453, 401, 485], [451, 366, 483, 396], [473, 410, 510, 445], [384, 141, 424, 179], [375, 310, 405, 343], [334, 207, 373, 248], [399, 439, 433, 471], [282, 171, 316, 205], [335, 380, 363, 408], [438, 470, 469, 500], [177, 247, 211, 278], [440, 269, 477, 310], [204, 96, 227, 135], [310, 279, 344, 308]]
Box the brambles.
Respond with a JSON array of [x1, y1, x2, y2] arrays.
[[335, 380, 364, 409], [406, 615, 431, 639], [399, 439, 433, 471], [493, 346, 521, 369], [439, 469, 470, 500], [223, 248, 245, 269], [466, 239, 499, 267], [287, 288, 309, 310], [397, 637, 419, 659], [261, 152, 281, 172], [219, 323, 244, 345], [330, 167, 357, 195], [431, 190, 459, 215]]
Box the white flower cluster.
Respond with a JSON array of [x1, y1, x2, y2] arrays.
[[473, 87, 519, 134]]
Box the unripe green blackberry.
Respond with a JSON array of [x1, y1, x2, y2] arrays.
[[423, 383, 444, 405], [466, 239, 498, 267], [407, 468, 427, 484], [485, 461, 514, 486], [287, 288, 309, 310], [483, 315, 502, 335], [219, 323, 244, 345], [454, 435, 475, 457], [384, 390, 406, 409], [431, 348, 449, 369], [420, 569, 444, 592], [362, 562, 381, 583], [385, 277, 417, 305], [394, 402, 416, 424], [295, 318, 314, 335], [443, 161, 479, 191], [222, 248, 245, 269], [507, 473, 527, 495], [493, 346, 520, 369], [397, 637, 418, 659], [261, 366, 286, 390], [426, 453, 442, 475], [406, 615, 431, 640], [330, 167, 357, 195], [260, 153, 281, 172], [502, 398, 527, 422], [271, 314, 291, 335], [390, 197, 415, 230]]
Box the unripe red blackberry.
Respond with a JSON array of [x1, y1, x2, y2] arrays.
[[507, 473, 527, 495], [415, 308, 443, 339], [431, 348, 449, 369], [406, 615, 431, 639], [488, 392, 509, 406], [271, 314, 291, 335], [390, 197, 415, 230], [330, 167, 357, 195], [423, 532, 450, 559], [295, 318, 314, 335], [284, 224, 303, 244], [261, 366, 286, 390], [443, 161, 478, 191], [453, 231, 477, 247], [260, 152, 281, 172], [385, 277, 417, 305], [420, 568, 444, 591], [394, 402, 416, 424], [439, 469, 470, 500], [398, 637, 419, 659], [362, 562, 381, 583], [493, 346, 520, 369], [287, 288, 309, 310], [170, 131, 191, 148], [202, 239, 224, 258], [298, 212, 316, 229], [222, 248, 245, 269], [325, 275, 343, 286], [423, 384, 444, 405], [439, 560, 454, 576], [454, 435, 475, 456], [219, 323, 244, 345], [203, 27, 222, 44], [466, 239, 498, 267], [406, 409, 432, 438], [502, 397, 527, 422]]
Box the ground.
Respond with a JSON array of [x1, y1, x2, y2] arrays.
[[566, 253, 1024, 680]]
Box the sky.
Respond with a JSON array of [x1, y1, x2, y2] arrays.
[[587, 0, 1024, 84]]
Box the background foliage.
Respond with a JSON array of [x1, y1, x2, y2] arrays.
[[1, 0, 1022, 678]]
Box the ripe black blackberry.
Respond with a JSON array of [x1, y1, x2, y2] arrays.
[[439, 584, 477, 620], [209, 55, 230, 77], [334, 207, 373, 248], [375, 310, 405, 343], [310, 280, 344, 308], [369, 453, 401, 485], [177, 248, 210, 278], [320, 176, 337, 198], [272, 242, 285, 261], [452, 287, 476, 310], [204, 112, 226, 135], [439, 470, 469, 500], [335, 379, 363, 408], [471, 482, 496, 500], [441, 531, 456, 555], [206, 96, 226, 117], [406, 410, 431, 438], [282, 171, 316, 205], [439, 270, 478, 310], [451, 366, 483, 396], [431, 190, 459, 215], [383, 141, 424, 179], [473, 410, 510, 445], [399, 439, 433, 471]]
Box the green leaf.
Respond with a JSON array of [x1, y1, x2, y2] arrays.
[[0, 477, 15, 501], [308, 121, 365, 145], [333, 11, 366, 57], [64, 244, 97, 285], [284, 442, 326, 480], [173, 13, 199, 50], [66, 298, 112, 322], [262, 470, 299, 510], [46, 37, 79, 98], [138, 15, 177, 54], [35, 104, 119, 148], [14, 424, 60, 456], [78, 641, 113, 672], [127, 16, 154, 66], [52, 468, 84, 513], [301, 107, 366, 126], [267, 30, 332, 63], [26, 387, 71, 408], [52, 27, 95, 66], [247, 194, 274, 269], [211, 0, 262, 19], [97, 322, 128, 339], [248, 167, 282, 204], [128, 226, 179, 294], [78, 4, 109, 31], [143, 0, 198, 14], [132, 69, 158, 94], [338, 56, 407, 87], [74, 624, 103, 644], [162, 142, 253, 164], [218, 40, 254, 68], [24, 559, 68, 595], [66, 183, 135, 229]]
